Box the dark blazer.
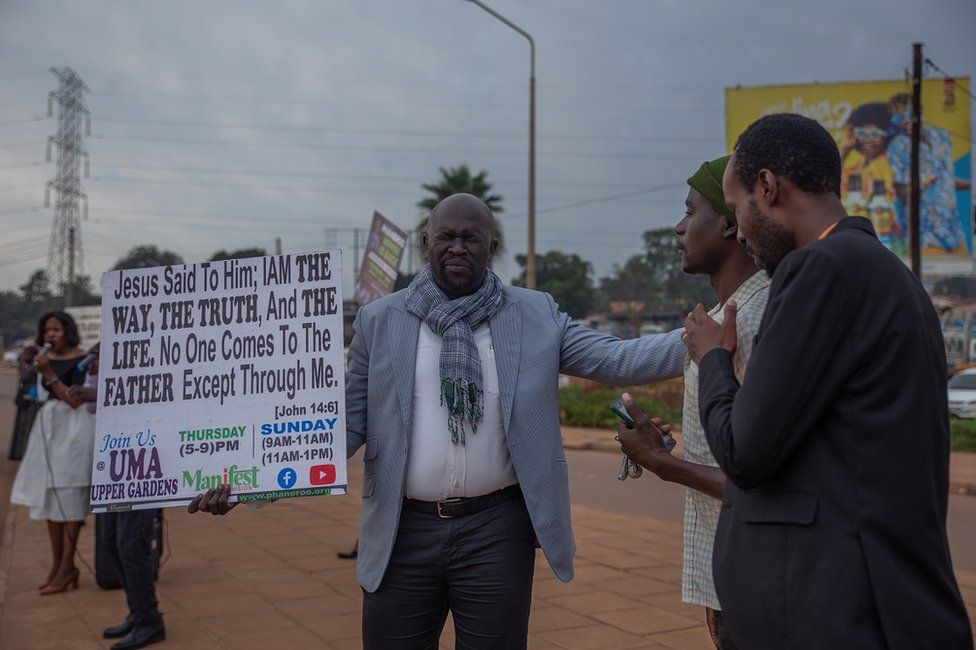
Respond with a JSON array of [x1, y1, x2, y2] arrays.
[[698, 217, 972, 649]]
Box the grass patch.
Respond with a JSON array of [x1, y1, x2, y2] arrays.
[[950, 419, 976, 453], [559, 380, 683, 429]]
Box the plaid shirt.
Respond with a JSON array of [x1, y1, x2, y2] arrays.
[[681, 271, 770, 610]]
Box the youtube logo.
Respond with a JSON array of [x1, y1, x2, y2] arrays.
[[309, 464, 336, 486]]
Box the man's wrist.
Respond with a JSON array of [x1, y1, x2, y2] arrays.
[[641, 447, 675, 479]]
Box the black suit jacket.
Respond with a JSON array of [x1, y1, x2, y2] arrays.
[[698, 217, 972, 649]]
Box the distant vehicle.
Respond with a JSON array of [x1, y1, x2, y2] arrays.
[[3, 347, 23, 367], [947, 367, 976, 418]]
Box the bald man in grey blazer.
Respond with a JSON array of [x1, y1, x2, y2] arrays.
[[348, 194, 686, 649]]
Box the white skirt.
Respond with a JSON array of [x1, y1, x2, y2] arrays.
[[10, 400, 95, 522]]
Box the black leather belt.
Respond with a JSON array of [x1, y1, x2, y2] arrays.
[[404, 484, 521, 519]]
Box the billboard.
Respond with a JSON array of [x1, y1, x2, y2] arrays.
[[353, 211, 408, 306], [727, 78, 972, 274]]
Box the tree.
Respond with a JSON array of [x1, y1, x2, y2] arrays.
[[0, 270, 55, 344], [415, 164, 505, 260], [640, 228, 713, 312], [513, 251, 595, 318], [19, 270, 53, 310], [598, 228, 713, 314], [209, 247, 267, 261], [112, 246, 184, 271], [418, 165, 503, 212], [59, 275, 100, 306]]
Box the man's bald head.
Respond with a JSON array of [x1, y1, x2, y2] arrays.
[[427, 193, 494, 235], [423, 193, 498, 299]]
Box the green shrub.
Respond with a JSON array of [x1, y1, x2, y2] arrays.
[[950, 419, 976, 453], [559, 385, 682, 429]]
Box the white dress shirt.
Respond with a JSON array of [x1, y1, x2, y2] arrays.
[[405, 322, 518, 501]]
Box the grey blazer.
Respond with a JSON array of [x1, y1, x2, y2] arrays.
[[346, 285, 686, 592]]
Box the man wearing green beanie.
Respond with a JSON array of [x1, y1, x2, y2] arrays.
[[614, 155, 768, 649]]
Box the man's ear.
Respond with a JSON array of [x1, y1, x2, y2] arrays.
[[755, 169, 779, 208], [488, 238, 499, 259], [722, 220, 738, 240]]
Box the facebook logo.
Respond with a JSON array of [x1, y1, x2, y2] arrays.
[[277, 467, 297, 490]]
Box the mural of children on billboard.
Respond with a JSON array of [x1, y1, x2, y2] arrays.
[[726, 78, 973, 267], [839, 102, 901, 253], [885, 93, 972, 254]]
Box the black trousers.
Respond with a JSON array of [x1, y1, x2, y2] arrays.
[[100, 510, 161, 626], [362, 495, 536, 650]]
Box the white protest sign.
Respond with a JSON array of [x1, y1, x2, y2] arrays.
[[90, 251, 347, 513], [66, 305, 101, 351]]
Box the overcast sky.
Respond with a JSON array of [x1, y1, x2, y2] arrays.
[[1, 0, 974, 297]]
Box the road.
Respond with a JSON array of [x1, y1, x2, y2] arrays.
[[565, 448, 976, 572]]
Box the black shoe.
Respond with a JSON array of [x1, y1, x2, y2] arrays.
[[110, 622, 165, 650], [103, 614, 135, 639]]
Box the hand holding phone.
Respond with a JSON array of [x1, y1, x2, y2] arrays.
[[610, 397, 677, 453]]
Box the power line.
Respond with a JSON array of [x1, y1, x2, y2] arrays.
[[78, 70, 719, 92], [91, 133, 707, 161], [94, 115, 722, 144], [0, 116, 45, 127], [923, 58, 976, 103], [87, 160, 684, 191], [0, 141, 45, 151], [88, 90, 722, 115], [0, 181, 47, 193], [0, 161, 44, 171], [502, 181, 686, 220]]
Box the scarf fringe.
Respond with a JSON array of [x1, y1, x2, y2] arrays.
[[441, 379, 485, 446]]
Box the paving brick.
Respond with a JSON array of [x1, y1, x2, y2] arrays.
[[647, 624, 716, 649], [546, 590, 649, 616], [529, 605, 597, 632], [539, 623, 652, 649], [592, 605, 700, 635]]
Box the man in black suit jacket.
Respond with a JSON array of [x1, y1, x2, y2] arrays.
[[683, 113, 972, 649]]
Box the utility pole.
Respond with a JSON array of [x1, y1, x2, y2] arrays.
[[464, 0, 536, 288], [910, 43, 923, 280], [45, 66, 90, 306], [274, 237, 282, 255]]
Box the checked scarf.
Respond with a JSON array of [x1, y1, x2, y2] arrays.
[[404, 265, 503, 445]]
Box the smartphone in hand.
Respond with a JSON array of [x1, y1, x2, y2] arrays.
[[609, 397, 677, 453]]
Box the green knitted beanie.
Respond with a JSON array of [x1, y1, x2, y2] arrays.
[[687, 155, 735, 223]]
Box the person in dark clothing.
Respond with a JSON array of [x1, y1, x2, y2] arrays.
[[9, 345, 41, 460], [683, 113, 972, 649], [71, 345, 166, 649]]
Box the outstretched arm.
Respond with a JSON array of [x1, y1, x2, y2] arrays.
[[553, 295, 686, 385]]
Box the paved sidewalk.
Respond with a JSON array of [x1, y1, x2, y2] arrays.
[[0, 459, 719, 650], [0, 457, 973, 649]]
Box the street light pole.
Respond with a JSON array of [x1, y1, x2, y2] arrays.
[[464, 0, 536, 289]]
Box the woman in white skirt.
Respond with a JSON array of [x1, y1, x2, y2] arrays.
[[11, 311, 95, 595]]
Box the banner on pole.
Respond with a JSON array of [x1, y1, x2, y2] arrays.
[[353, 211, 408, 306]]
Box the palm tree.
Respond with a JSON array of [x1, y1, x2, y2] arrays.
[[415, 164, 504, 259]]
